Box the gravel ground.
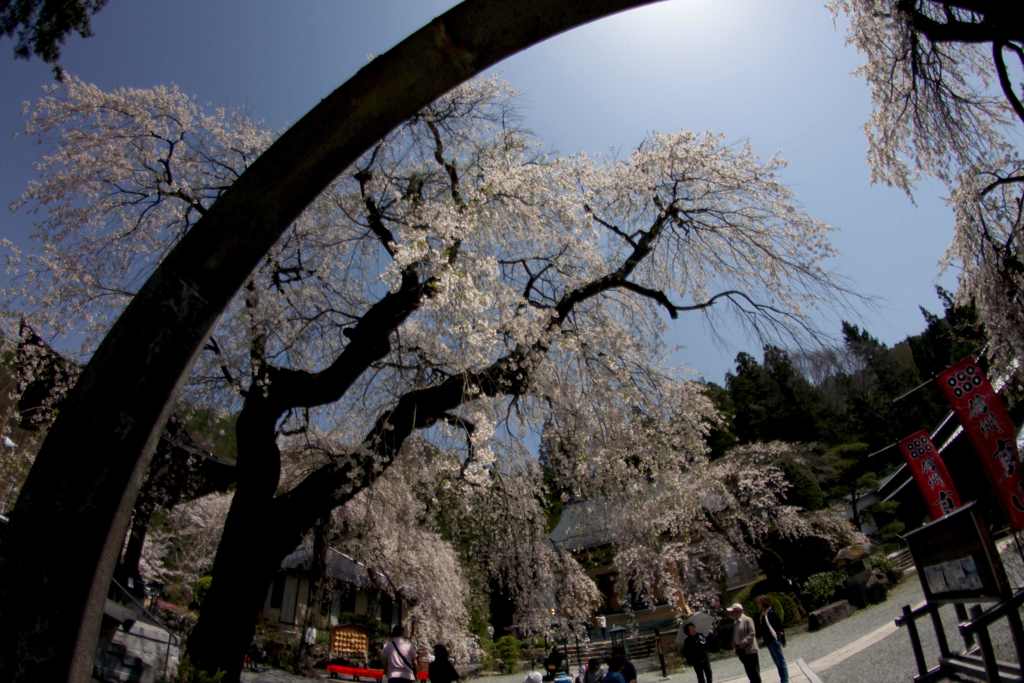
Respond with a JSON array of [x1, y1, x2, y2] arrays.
[[825, 547, 1024, 683], [242, 669, 328, 682]]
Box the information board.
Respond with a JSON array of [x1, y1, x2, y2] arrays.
[[903, 501, 1011, 604]]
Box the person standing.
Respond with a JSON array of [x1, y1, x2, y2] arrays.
[[681, 623, 712, 683], [756, 596, 789, 683], [610, 646, 636, 683], [727, 603, 761, 683], [428, 644, 459, 683], [384, 625, 418, 683], [603, 658, 626, 683]]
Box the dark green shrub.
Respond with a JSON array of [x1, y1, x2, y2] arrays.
[[801, 571, 846, 611], [192, 576, 213, 608], [779, 459, 825, 510], [478, 636, 498, 672], [175, 657, 226, 682], [877, 521, 906, 545], [869, 554, 904, 585], [769, 592, 804, 626], [494, 635, 522, 673]]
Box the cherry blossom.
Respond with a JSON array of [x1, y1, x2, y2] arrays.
[[4, 75, 855, 675]]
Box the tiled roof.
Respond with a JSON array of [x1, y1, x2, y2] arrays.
[[280, 546, 374, 587]]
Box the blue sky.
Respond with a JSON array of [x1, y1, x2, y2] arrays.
[[0, 0, 957, 385]]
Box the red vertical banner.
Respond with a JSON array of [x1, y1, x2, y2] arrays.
[[938, 357, 1024, 529], [898, 430, 961, 519]]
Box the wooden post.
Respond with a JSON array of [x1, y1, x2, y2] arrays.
[[902, 604, 929, 677], [928, 603, 951, 659], [955, 603, 975, 650], [1005, 602, 1024, 671], [971, 604, 1001, 682]]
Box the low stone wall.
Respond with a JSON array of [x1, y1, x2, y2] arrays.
[[807, 600, 853, 632], [96, 620, 180, 682]]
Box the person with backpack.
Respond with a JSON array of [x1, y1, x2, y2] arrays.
[[681, 622, 712, 683], [384, 625, 418, 683], [756, 596, 788, 683]]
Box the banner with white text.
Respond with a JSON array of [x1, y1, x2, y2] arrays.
[[938, 357, 1024, 529], [898, 430, 961, 520]]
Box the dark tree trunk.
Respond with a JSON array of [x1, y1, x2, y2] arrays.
[[0, 3, 659, 680], [297, 515, 331, 669], [186, 494, 299, 682], [186, 396, 288, 682], [119, 504, 153, 582]]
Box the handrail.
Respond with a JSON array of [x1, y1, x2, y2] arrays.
[[894, 601, 931, 626], [958, 589, 1024, 636], [107, 577, 182, 679], [108, 576, 181, 643]]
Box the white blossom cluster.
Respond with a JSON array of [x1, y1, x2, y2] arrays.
[[333, 451, 473, 661], [138, 492, 232, 590]]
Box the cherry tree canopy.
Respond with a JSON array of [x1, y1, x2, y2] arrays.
[[0, 5, 671, 681], [5, 74, 856, 678]]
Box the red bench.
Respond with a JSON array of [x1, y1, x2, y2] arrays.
[[326, 664, 429, 681]]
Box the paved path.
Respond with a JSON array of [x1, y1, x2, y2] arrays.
[[653, 578, 924, 683]]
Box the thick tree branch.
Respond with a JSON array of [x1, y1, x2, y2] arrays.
[[993, 41, 1024, 125], [354, 169, 398, 257], [424, 118, 463, 205], [901, 3, 1005, 45]]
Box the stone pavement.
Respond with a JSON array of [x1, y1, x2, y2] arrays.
[[649, 577, 924, 683]]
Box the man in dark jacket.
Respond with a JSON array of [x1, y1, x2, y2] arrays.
[[610, 646, 636, 683], [756, 596, 788, 683], [681, 623, 712, 683]]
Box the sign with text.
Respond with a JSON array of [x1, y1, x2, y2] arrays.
[[898, 430, 961, 519], [903, 502, 1010, 604], [938, 358, 1024, 529]]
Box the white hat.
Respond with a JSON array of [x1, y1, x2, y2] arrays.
[[727, 603, 744, 613], [525, 672, 543, 683]]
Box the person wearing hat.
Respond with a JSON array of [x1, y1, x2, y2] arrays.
[[727, 603, 761, 683]]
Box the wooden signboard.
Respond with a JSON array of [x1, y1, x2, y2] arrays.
[[903, 501, 1010, 605], [330, 624, 370, 661]]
